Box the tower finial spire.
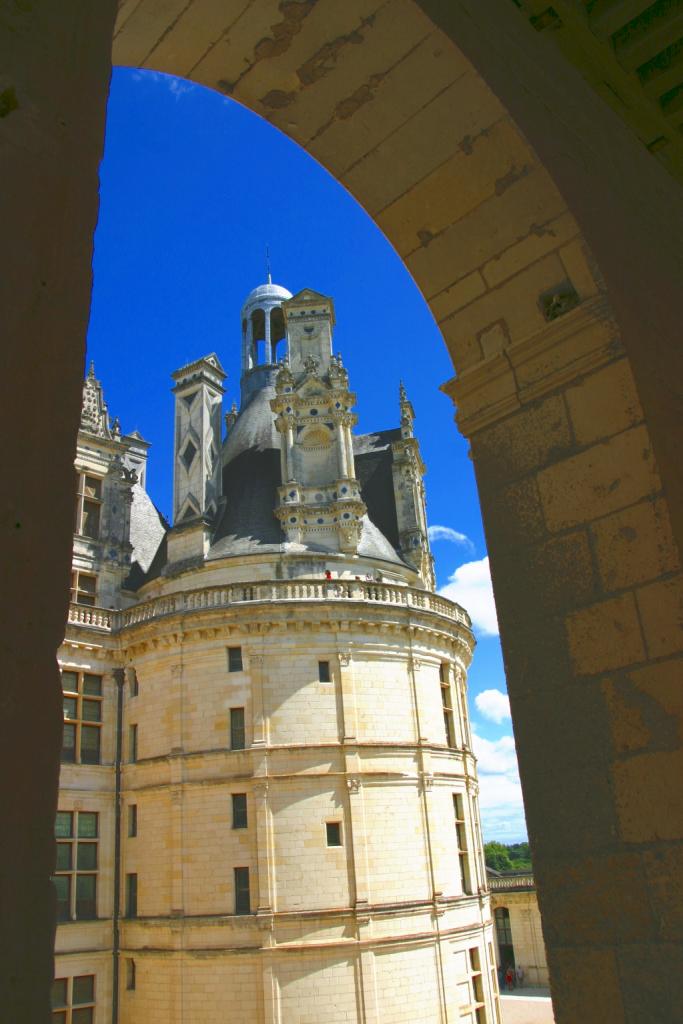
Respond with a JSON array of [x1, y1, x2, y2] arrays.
[[266, 244, 272, 285]]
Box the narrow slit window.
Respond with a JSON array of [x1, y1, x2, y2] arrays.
[[126, 958, 136, 991], [125, 873, 138, 918], [129, 724, 138, 763], [234, 866, 250, 915], [232, 793, 248, 829], [128, 804, 137, 838], [230, 708, 245, 750]]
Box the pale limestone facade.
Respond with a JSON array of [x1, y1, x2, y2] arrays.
[[55, 284, 500, 1023], [489, 875, 549, 989]]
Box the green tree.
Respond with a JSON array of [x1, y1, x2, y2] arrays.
[[484, 841, 513, 872]]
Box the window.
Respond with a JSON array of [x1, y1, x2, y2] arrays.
[[234, 867, 250, 915], [52, 974, 95, 1024], [494, 907, 514, 975], [326, 821, 342, 847], [454, 794, 473, 895], [125, 959, 136, 991], [230, 707, 245, 750], [454, 947, 487, 1023], [128, 667, 139, 697], [128, 804, 137, 838], [129, 724, 137, 763], [227, 646, 243, 672], [70, 570, 98, 607], [232, 793, 248, 829], [75, 473, 102, 539], [318, 660, 331, 682], [439, 663, 456, 748], [125, 873, 138, 918], [53, 811, 98, 921], [60, 671, 102, 765]]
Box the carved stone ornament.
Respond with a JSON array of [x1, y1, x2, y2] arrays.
[[338, 651, 352, 667], [346, 776, 361, 794]]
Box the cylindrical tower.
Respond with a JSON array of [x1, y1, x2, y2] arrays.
[[112, 281, 500, 1023], [118, 583, 498, 1024]]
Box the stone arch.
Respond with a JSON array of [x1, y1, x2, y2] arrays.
[[4, 2, 683, 1021]]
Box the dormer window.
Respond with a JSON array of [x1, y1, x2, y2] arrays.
[[75, 473, 102, 539]]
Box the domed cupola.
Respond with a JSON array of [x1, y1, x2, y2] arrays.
[[240, 277, 292, 374]]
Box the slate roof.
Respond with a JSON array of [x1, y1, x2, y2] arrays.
[[127, 384, 407, 583]]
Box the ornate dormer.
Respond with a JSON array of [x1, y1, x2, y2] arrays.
[[80, 362, 115, 438], [270, 291, 365, 554], [391, 383, 435, 589]]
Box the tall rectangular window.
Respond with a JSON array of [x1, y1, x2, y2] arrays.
[[469, 947, 487, 1024], [318, 660, 331, 682], [439, 663, 456, 748], [230, 707, 245, 750], [70, 570, 98, 607], [129, 724, 138, 763], [232, 793, 248, 829], [234, 867, 250, 915], [75, 473, 103, 539], [125, 873, 138, 918], [454, 793, 473, 896], [227, 646, 243, 672], [53, 810, 98, 921], [60, 671, 102, 765], [128, 804, 137, 838], [52, 974, 96, 1024]]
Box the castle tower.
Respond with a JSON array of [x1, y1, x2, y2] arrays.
[[53, 283, 500, 1024]]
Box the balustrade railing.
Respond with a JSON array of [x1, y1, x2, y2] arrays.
[[67, 603, 114, 630], [67, 580, 470, 634], [488, 874, 535, 891]]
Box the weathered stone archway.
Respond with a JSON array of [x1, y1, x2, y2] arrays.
[[3, 1, 682, 1021]]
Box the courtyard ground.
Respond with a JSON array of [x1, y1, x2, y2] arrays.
[[500, 988, 555, 1024]]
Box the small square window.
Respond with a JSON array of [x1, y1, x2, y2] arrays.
[[51, 979, 68, 1009], [232, 793, 248, 829], [318, 660, 331, 683], [326, 822, 342, 847], [228, 646, 243, 672], [73, 975, 95, 1005], [55, 812, 74, 839]]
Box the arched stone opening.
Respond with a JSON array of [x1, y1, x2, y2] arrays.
[[270, 306, 286, 362], [4, 1, 683, 1021]]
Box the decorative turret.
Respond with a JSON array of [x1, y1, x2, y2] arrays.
[[270, 290, 366, 554], [391, 383, 435, 588]]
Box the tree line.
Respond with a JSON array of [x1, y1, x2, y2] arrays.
[[484, 841, 531, 872]]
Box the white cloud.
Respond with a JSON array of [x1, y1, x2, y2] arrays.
[[438, 556, 499, 636], [427, 525, 473, 549], [473, 732, 527, 841], [475, 688, 511, 725]]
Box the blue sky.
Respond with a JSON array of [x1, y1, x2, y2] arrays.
[[89, 67, 527, 842]]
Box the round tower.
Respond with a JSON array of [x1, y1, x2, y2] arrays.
[[77, 282, 500, 1024]]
